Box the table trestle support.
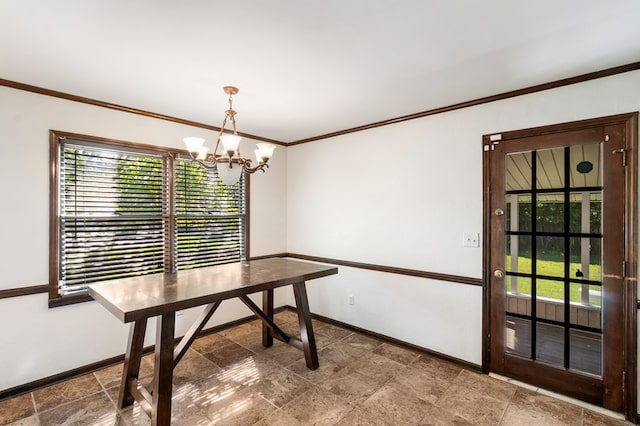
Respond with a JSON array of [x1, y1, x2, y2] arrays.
[[239, 294, 290, 342], [126, 378, 153, 417], [173, 301, 222, 367]]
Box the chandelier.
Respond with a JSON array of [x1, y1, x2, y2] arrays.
[[183, 86, 276, 185]]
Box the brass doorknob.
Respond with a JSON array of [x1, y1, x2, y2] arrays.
[[494, 270, 505, 279]]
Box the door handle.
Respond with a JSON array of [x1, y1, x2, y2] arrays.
[[494, 270, 505, 279]]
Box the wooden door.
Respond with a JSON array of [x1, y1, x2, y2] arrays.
[[483, 113, 637, 417]]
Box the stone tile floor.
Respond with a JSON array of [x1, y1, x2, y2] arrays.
[[0, 310, 632, 425]]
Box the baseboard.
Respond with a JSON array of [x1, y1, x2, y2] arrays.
[[1, 304, 482, 401], [0, 307, 287, 401], [280, 305, 482, 372]]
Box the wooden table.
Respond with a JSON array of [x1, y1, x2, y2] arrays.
[[88, 257, 338, 425]]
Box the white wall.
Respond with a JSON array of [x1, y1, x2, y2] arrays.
[[2, 69, 639, 396], [0, 86, 288, 391], [286, 70, 640, 365]]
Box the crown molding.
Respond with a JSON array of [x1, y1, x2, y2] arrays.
[[0, 78, 285, 146], [2, 61, 639, 146], [288, 61, 640, 145]]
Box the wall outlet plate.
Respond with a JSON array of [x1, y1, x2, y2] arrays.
[[463, 232, 480, 248]]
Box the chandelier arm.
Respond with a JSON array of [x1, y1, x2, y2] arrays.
[[243, 162, 270, 174], [196, 159, 218, 169]]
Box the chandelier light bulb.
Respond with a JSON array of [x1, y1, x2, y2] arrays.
[[183, 137, 205, 154], [196, 146, 209, 161], [256, 143, 276, 160], [220, 134, 242, 156]]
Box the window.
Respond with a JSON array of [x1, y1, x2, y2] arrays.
[[49, 131, 248, 307]]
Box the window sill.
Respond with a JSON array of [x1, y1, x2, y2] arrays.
[[48, 292, 94, 308]]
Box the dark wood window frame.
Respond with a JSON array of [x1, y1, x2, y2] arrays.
[[48, 130, 250, 308]]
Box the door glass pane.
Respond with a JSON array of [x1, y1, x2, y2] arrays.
[[569, 192, 602, 234], [569, 283, 602, 325], [506, 194, 532, 232], [569, 237, 602, 283], [570, 330, 602, 376], [536, 236, 565, 278], [536, 279, 564, 322], [505, 276, 531, 358], [536, 323, 564, 365], [570, 282, 602, 309], [587, 284, 602, 308], [536, 148, 565, 190], [536, 193, 564, 232], [506, 315, 531, 358], [506, 276, 532, 306], [570, 143, 602, 188], [506, 235, 531, 274], [506, 152, 532, 191]]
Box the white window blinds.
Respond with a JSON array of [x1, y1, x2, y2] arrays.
[[56, 139, 246, 296], [175, 158, 247, 269]]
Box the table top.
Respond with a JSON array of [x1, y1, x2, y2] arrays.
[[88, 257, 338, 323]]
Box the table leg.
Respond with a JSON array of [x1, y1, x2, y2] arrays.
[[293, 281, 319, 370], [118, 319, 147, 408], [151, 313, 175, 426], [262, 289, 274, 347]]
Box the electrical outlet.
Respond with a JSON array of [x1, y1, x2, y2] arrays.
[[348, 294, 355, 305], [463, 232, 480, 248]]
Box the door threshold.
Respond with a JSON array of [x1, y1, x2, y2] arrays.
[[489, 373, 626, 421]]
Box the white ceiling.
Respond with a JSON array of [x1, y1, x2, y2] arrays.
[[2, 1, 640, 143]]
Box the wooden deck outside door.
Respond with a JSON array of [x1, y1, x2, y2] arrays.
[[483, 114, 637, 418]]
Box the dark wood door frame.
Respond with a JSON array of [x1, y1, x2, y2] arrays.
[[482, 112, 638, 421]]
